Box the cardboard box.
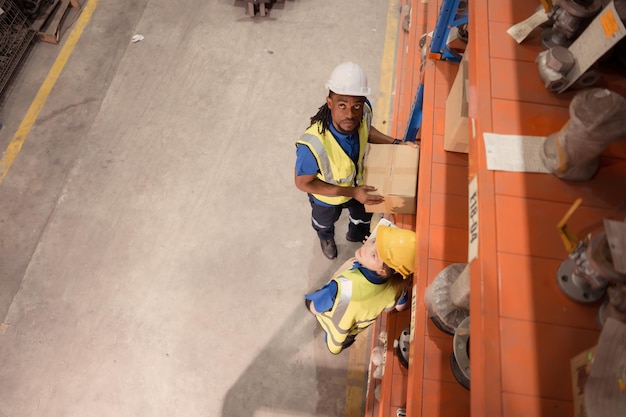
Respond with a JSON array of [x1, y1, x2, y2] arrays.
[[444, 51, 469, 154], [570, 346, 597, 417], [363, 144, 419, 214]]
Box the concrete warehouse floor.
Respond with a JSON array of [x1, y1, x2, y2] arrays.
[[0, 0, 401, 416]]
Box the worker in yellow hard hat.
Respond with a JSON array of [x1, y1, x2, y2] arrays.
[[304, 225, 416, 355]]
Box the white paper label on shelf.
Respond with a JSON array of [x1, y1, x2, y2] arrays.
[[506, 6, 550, 44], [468, 176, 478, 263], [483, 132, 551, 173]]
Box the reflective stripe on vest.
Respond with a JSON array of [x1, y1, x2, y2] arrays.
[[299, 133, 355, 185], [315, 269, 398, 354]]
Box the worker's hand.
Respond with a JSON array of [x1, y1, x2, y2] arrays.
[[353, 185, 384, 205], [401, 140, 419, 148]]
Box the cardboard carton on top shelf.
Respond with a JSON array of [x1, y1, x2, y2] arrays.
[[444, 51, 469, 154]]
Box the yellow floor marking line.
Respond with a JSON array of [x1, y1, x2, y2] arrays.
[[345, 1, 400, 416], [0, 0, 99, 185]]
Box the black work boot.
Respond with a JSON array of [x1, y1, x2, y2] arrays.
[[346, 232, 367, 243], [320, 239, 337, 259], [342, 335, 357, 350]]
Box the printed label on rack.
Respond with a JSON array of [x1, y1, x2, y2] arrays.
[[468, 176, 479, 262]]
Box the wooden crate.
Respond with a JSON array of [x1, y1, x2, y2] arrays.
[[32, 0, 81, 44]]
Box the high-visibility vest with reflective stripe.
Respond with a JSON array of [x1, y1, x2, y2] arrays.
[[296, 106, 371, 205], [315, 268, 398, 355]]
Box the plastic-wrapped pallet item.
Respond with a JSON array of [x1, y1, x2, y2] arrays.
[[541, 88, 626, 181], [424, 263, 469, 334]]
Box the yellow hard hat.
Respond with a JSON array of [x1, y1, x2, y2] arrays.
[[376, 226, 416, 278]]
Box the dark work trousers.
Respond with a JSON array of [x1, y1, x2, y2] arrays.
[[308, 194, 373, 242]]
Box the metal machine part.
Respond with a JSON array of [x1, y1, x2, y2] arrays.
[[541, 88, 626, 181], [541, 0, 602, 48], [570, 67, 601, 89], [557, 233, 626, 303], [424, 263, 470, 335], [598, 284, 626, 326], [536, 46, 575, 92], [431, 314, 455, 335], [394, 325, 411, 369], [536, 47, 601, 92], [450, 316, 470, 390]]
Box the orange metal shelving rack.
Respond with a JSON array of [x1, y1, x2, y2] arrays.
[[366, 0, 626, 416]]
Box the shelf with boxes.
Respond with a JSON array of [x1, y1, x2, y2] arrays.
[[370, 0, 626, 416], [364, 0, 473, 416]]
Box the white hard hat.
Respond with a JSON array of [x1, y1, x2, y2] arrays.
[[326, 62, 371, 96]]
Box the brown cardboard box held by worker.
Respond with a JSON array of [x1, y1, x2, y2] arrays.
[[363, 143, 419, 214]]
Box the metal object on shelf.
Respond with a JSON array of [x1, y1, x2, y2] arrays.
[[557, 197, 583, 253], [394, 324, 410, 369], [0, 0, 36, 98], [570, 66, 601, 89], [541, 0, 602, 48], [557, 230, 626, 303], [541, 88, 626, 181], [450, 316, 470, 390], [424, 263, 470, 335], [536, 46, 575, 92], [598, 284, 626, 326], [555, 199, 626, 303], [557, 240, 607, 303], [536, 45, 602, 92]]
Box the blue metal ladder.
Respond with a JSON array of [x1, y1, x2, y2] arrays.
[[402, 0, 468, 142]]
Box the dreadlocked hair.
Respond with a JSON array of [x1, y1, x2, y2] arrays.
[[309, 92, 333, 135]]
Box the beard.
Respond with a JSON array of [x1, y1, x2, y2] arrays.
[[336, 119, 361, 134]]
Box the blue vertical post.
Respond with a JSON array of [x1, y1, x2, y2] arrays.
[[429, 0, 468, 62], [403, 82, 424, 142], [401, 0, 468, 142]]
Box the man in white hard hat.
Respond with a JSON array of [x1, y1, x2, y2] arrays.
[[295, 62, 411, 259]]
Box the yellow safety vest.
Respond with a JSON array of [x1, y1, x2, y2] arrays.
[[315, 268, 399, 355], [296, 105, 371, 205]]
